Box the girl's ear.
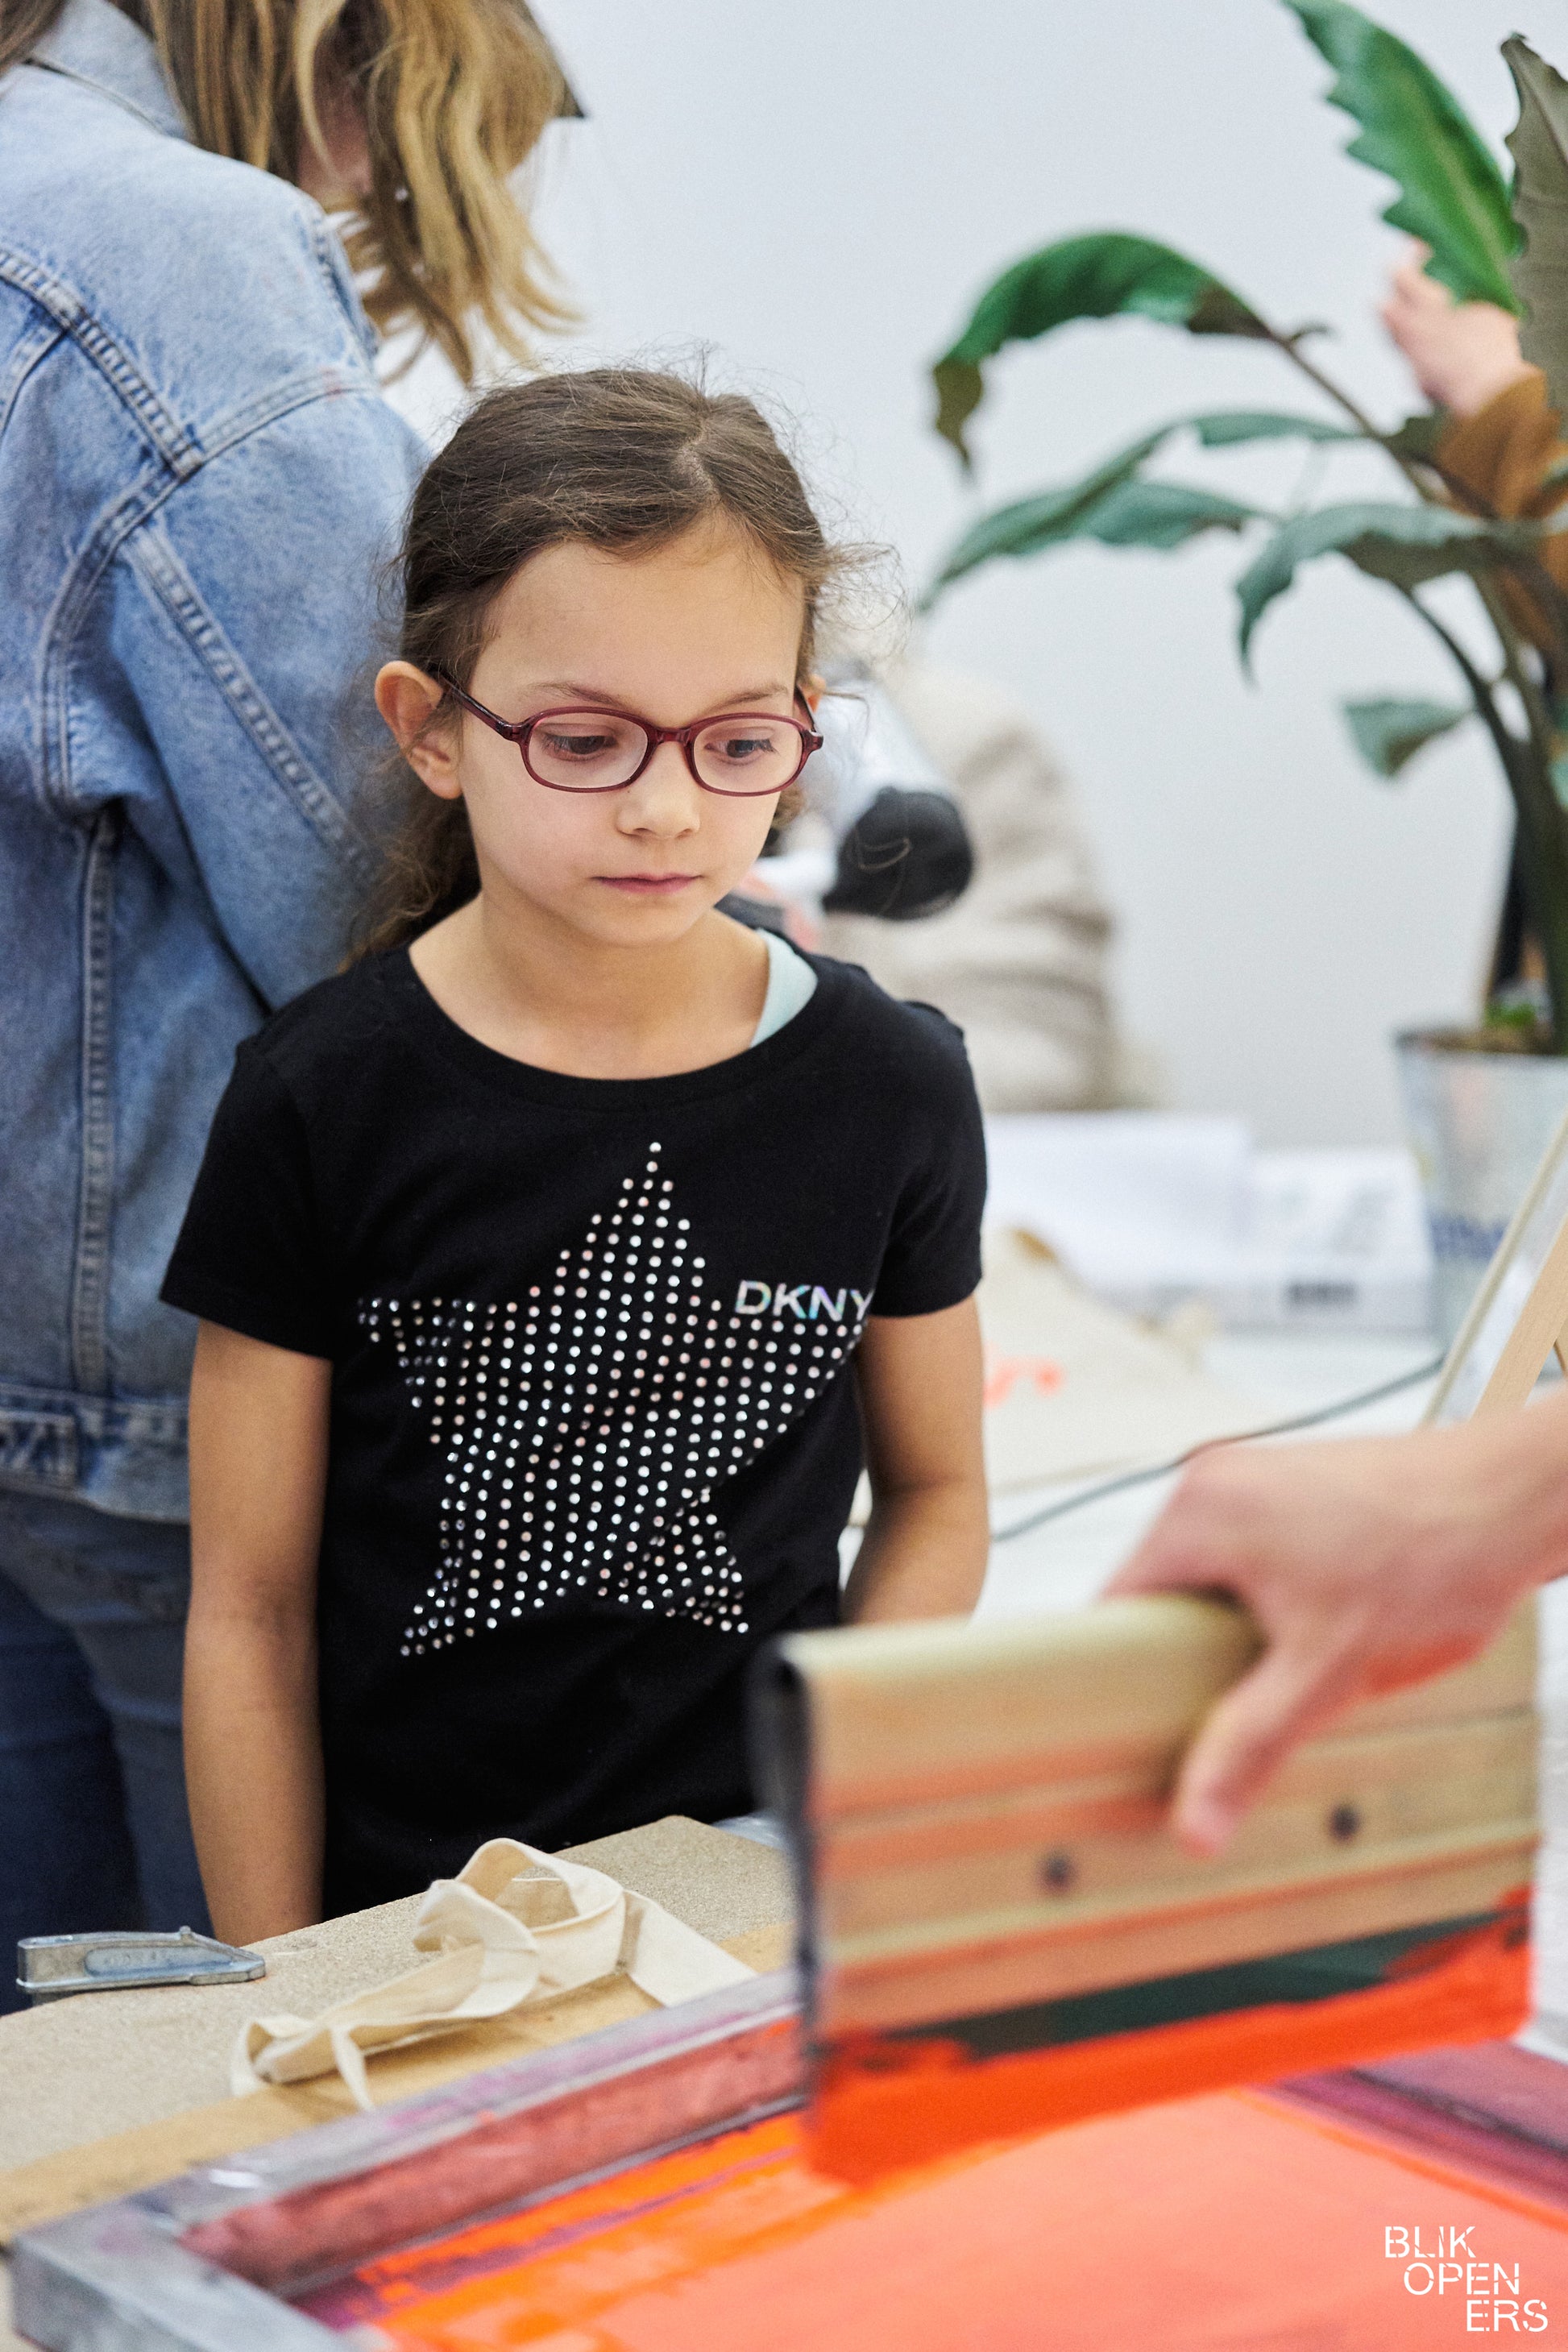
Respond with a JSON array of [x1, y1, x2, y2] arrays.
[[802, 672, 824, 715], [375, 662, 464, 801]]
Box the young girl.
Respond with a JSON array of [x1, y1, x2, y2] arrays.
[[165, 370, 989, 1941]]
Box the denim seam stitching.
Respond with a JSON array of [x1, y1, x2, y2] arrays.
[[0, 253, 375, 479], [190, 365, 377, 464], [0, 1413, 78, 1492], [305, 211, 380, 367], [32, 376, 383, 831], [19, 55, 188, 141], [0, 251, 200, 475], [69, 808, 119, 1396], [126, 522, 374, 873], [0, 1378, 188, 1421], [0, 314, 64, 440], [37, 472, 181, 823]]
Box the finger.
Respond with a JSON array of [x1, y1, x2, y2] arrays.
[[1106, 1524, 1203, 1599], [1392, 257, 1453, 317], [1168, 1643, 1345, 1856], [1106, 1474, 1226, 1598]]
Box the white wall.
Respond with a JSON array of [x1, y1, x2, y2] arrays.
[[392, 0, 1545, 1145]]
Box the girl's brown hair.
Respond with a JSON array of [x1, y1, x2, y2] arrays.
[[357, 366, 854, 958], [2, 0, 570, 381]]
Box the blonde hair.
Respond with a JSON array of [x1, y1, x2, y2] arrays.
[[2, 0, 571, 382]]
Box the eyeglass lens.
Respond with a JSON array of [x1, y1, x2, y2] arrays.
[[525, 711, 803, 794]]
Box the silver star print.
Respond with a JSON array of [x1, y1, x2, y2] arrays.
[[359, 1144, 866, 1654]]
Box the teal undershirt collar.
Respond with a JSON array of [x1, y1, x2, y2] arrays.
[[749, 929, 818, 1047]]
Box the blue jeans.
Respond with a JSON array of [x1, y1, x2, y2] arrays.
[[0, 1490, 209, 2013]]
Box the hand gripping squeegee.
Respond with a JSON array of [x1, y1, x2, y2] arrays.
[[754, 1108, 1568, 2180]]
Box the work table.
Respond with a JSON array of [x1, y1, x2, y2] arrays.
[[0, 1816, 793, 2352]]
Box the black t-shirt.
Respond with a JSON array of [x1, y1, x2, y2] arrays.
[[163, 948, 985, 1910]]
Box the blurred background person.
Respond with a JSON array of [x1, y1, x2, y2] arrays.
[[746, 641, 1125, 1113], [1383, 243, 1553, 575], [811, 653, 1124, 1111], [0, 0, 566, 1998]]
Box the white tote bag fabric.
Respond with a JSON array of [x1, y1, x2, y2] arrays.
[[231, 1837, 755, 2109]]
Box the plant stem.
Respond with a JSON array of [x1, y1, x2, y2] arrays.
[[1405, 588, 1568, 1050], [1428, 458, 1568, 682], [1267, 330, 1430, 493], [1477, 590, 1568, 1050]]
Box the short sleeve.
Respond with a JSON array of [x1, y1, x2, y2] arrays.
[[160, 1043, 334, 1356], [869, 1009, 987, 1317]]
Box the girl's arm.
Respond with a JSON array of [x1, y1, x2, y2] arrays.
[[844, 1296, 989, 1623], [185, 1321, 333, 1943]]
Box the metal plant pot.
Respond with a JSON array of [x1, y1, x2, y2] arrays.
[[1396, 1029, 1568, 1342]]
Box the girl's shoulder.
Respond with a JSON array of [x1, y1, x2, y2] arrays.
[[802, 949, 973, 1071], [790, 952, 981, 1157], [236, 953, 403, 1100]]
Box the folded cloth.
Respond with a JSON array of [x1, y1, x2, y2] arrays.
[[231, 1837, 755, 2109]]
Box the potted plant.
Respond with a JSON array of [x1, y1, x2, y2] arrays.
[[920, 0, 1568, 1337]]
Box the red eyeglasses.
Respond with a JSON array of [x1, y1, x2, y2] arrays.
[[436, 677, 823, 798]]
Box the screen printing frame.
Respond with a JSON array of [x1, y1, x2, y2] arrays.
[[10, 1968, 802, 2352], [1427, 1100, 1568, 1426], [14, 1969, 1568, 2352]]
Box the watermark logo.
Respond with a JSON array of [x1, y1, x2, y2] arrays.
[[1386, 2226, 1548, 2331]]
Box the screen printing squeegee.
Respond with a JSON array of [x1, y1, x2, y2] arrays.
[[756, 1107, 1568, 2180]]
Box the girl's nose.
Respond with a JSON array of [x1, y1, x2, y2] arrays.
[[616, 740, 702, 832]]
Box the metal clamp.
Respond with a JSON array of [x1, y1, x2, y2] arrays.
[[17, 1925, 266, 2003]]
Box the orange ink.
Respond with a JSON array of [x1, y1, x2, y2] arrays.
[[322, 2082, 1568, 2350], [982, 1354, 1064, 1409], [811, 1893, 1531, 2180], [292, 1898, 1553, 2348]]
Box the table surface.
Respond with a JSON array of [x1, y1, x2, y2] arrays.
[[5, 1329, 1566, 2350], [978, 1330, 1443, 1620], [0, 1816, 792, 2351]]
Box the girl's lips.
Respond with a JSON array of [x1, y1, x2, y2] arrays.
[[595, 873, 700, 894]]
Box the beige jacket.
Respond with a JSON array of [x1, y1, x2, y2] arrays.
[[820, 660, 1120, 1111]]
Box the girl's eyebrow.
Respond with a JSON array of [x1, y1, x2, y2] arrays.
[[527, 680, 797, 714]]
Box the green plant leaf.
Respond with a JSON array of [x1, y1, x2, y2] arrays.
[[1341, 696, 1470, 776], [1237, 501, 1543, 663], [1075, 479, 1263, 547], [1504, 39, 1568, 421], [1189, 410, 1359, 446], [923, 411, 1368, 600], [1285, 0, 1518, 310], [931, 233, 1271, 465], [929, 475, 1260, 599]]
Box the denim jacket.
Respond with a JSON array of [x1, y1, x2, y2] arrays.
[[0, 0, 425, 1520]]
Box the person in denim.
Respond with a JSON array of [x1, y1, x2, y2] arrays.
[[0, 0, 566, 2001]]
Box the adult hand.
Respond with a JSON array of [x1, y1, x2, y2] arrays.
[[1380, 244, 1533, 419], [1108, 1389, 1568, 1854]]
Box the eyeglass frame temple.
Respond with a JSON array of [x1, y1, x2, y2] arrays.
[[430, 673, 824, 794]]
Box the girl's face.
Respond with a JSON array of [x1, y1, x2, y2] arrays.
[[381, 520, 808, 950]]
